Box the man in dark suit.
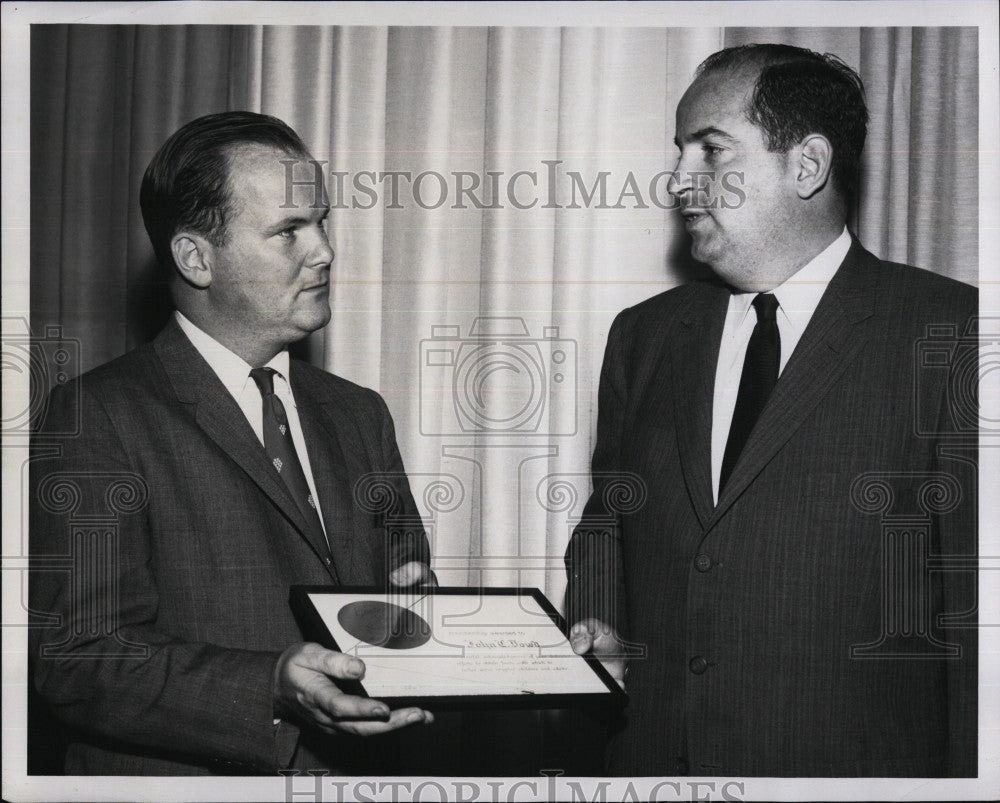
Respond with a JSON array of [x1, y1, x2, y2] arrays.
[[29, 112, 435, 774], [566, 44, 977, 777]]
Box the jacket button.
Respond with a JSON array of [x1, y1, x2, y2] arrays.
[[689, 655, 709, 675], [694, 553, 712, 572]]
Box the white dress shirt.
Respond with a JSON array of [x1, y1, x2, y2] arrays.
[[175, 311, 328, 535], [710, 227, 851, 503]]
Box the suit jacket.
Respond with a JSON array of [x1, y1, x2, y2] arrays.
[[29, 319, 430, 775], [565, 239, 978, 777]]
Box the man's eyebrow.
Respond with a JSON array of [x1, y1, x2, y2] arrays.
[[265, 208, 330, 233], [674, 126, 738, 147]]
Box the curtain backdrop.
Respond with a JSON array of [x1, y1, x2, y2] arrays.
[[30, 25, 978, 609]]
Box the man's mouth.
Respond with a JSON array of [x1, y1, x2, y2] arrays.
[[301, 282, 329, 293]]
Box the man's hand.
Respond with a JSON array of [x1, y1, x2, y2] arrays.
[[389, 561, 437, 587], [273, 642, 433, 735], [569, 618, 626, 689]]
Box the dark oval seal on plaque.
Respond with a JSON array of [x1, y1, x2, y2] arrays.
[[338, 600, 432, 649]]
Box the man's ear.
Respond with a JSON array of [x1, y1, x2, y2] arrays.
[[170, 233, 214, 289], [793, 134, 834, 199]]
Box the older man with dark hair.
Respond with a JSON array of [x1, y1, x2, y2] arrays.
[[30, 111, 434, 775], [566, 44, 977, 777]]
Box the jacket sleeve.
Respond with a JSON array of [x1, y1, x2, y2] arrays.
[[563, 309, 634, 635], [29, 381, 290, 773]]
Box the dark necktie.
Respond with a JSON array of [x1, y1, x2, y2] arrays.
[[719, 293, 780, 493], [249, 367, 326, 540]]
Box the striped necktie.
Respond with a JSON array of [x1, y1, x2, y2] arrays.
[[249, 367, 326, 539]]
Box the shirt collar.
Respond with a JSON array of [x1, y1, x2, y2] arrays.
[[771, 226, 850, 335], [730, 226, 850, 332], [174, 311, 291, 396]]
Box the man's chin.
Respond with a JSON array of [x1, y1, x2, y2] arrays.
[[312, 310, 333, 333], [295, 306, 332, 337], [689, 238, 718, 267]]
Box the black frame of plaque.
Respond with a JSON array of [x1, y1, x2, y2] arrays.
[[289, 585, 627, 710]]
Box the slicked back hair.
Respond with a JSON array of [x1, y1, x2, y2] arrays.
[[697, 44, 869, 201], [140, 111, 310, 271]]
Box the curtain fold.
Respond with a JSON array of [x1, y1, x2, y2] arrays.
[[323, 26, 390, 387], [904, 27, 978, 282], [30, 24, 979, 608]]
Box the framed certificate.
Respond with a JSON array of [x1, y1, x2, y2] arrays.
[[289, 586, 627, 709]]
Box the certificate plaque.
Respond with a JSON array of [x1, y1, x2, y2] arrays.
[[289, 586, 627, 709]]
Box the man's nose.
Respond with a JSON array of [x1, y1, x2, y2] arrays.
[[667, 155, 692, 199], [308, 227, 335, 268]]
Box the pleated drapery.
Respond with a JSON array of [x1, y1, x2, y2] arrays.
[[30, 25, 978, 607]]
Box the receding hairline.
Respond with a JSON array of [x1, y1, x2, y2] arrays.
[[212, 141, 316, 229], [217, 141, 314, 184], [676, 66, 761, 127], [691, 54, 808, 122]]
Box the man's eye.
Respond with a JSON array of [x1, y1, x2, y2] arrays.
[[277, 227, 297, 239], [702, 144, 724, 156]]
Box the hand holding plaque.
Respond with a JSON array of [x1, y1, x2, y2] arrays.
[[273, 641, 434, 735], [274, 563, 439, 734]]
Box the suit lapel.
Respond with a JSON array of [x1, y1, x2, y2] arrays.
[[708, 239, 877, 528], [669, 284, 730, 530], [154, 320, 335, 569], [291, 368, 359, 584]]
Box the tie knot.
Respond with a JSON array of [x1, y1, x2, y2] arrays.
[[752, 293, 779, 322], [249, 367, 278, 396]]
